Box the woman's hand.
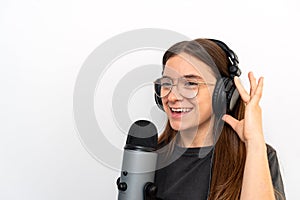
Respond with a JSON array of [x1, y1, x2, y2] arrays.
[[223, 72, 276, 199], [222, 71, 265, 145]]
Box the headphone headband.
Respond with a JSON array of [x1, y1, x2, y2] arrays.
[[208, 39, 241, 78]]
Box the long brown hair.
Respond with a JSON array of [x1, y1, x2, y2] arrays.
[[158, 39, 246, 199]]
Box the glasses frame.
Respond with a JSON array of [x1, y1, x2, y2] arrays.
[[154, 76, 215, 99]]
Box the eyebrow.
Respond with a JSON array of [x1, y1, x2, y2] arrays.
[[183, 74, 204, 80], [162, 74, 204, 80]]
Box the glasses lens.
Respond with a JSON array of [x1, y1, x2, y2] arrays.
[[178, 78, 199, 98], [154, 77, 172, 98], [154, 77, 200, 98]]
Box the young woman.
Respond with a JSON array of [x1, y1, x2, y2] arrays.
[[153, 39, 285, 200]]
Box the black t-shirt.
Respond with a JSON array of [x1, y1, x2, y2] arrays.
[[154, 144, 285, 200]]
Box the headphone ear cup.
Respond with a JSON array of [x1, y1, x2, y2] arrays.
[[212, 77, 240, 116], [154, 94, 164, 111], [227, 82, 240, 112], [154, 82, 164, 111], [212, 77, 228, 117]]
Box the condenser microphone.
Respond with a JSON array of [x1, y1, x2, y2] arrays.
[[117, 120, 158, 200]]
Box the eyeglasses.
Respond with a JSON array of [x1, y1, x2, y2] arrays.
[[154, 76, 215, 99]]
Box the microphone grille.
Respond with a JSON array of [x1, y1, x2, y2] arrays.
[[126, 120, 158, 150]]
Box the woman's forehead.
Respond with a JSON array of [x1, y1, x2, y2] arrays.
[[163, 53, 217, 81]]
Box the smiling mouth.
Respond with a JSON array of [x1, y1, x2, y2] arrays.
[[169, 107, 193, 113]]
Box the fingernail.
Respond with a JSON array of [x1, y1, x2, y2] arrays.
[[234, 76, 240, 82], [222, 115, 226, 121]]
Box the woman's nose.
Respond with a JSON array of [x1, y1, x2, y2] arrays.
[[167, 86, 183, 102]]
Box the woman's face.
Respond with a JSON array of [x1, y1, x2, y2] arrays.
[[162, 53, 217, 133]]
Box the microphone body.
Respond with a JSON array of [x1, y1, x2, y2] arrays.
[[117, 120, 158, 200], [118, 149, 157, 200]]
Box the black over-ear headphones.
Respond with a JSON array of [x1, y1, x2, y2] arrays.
[[154, 39, 241, 117]]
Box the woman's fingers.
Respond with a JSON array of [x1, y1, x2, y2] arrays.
[[234, 72, 264, 105], [222, 114, 244, 140], [234, 76, 250, 103], [248, 72, 257, 97], [251, 76, 264, 104], [222, 114, 241, 131], [222, 114, 238, 130]]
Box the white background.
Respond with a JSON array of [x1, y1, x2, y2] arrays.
[[1, 0, 299, 199]]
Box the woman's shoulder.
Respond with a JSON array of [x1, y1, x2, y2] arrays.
[[265, 143, 286, 199], [266, 143, 278, 155], [266, 143, 281, 164]]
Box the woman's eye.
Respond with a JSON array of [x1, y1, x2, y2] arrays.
[[185, 81, 198, 86], [161, 82, 172, 87]]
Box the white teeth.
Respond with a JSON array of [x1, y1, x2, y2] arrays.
[[170, 108, 192, 112]]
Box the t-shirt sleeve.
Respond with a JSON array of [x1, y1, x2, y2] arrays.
[[266, 144, 286, 200]]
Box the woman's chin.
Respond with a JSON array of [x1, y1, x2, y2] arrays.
[[170, 122, 197, 133], [169, 121, 182, 131]]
